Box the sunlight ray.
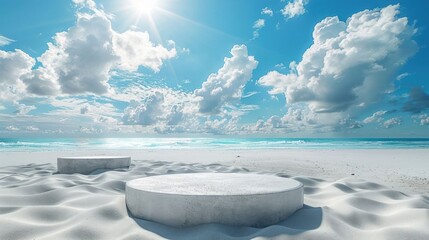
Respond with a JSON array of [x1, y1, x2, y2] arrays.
[[146, 13, 164, 45], [157, 8, 240, 41]]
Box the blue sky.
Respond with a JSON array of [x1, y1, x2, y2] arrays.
[[0, 0, 428, 137]]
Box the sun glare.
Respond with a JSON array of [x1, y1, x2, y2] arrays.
[[130, 0, 158, 15]]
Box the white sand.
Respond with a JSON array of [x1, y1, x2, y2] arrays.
[[0, 149, 428, 239]]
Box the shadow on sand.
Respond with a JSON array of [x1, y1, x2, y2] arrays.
[[128, 204, 322, 239]]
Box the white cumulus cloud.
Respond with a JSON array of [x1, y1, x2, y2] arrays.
[[259, 5, 417, 130], [418, 114, 429, 125], [13, 102, 36, 115], [282, 0, 308, 19], [119, 44, 260, 133], [123, 91, 165, 125], [113, 31, 176, 72], [72, 0, 96, 10], [36, 10, 118, 95], [194, 45, 258, 114], [383, 117, 401, 128], [0, 50, 35, 100], [363, 110, 387, 124], [121, 87, 198, 129], [2, 1, 176, 98], [252, 19, 265, 39], [261, 7, 273, 17]]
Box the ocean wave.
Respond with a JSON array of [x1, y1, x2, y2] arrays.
[[1, 138, 428, 151]]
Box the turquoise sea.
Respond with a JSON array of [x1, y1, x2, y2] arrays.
[[0, 138, 428, 152]]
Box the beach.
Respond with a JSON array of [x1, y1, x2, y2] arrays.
[[0, 149, 428, 239], [2, 0, 429, 238]]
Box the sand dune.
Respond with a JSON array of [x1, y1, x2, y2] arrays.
[[0, 159, 428, 240]]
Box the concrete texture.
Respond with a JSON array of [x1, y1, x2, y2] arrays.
[[57, 156, 131, 174], [126, 173, 304, 227]]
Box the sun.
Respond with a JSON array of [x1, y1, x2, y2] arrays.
[[130, 0, 158, 15]]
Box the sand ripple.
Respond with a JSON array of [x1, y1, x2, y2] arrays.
[[0, 160, 428, 240]]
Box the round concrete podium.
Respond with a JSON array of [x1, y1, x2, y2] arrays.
[[126, 173, 303, 227], [57, 156, 131, 174]]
